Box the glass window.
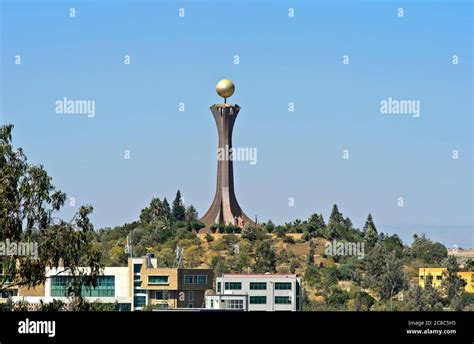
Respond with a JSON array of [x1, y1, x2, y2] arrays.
[[189, 291, 194, 301], [224, 282, 242, 290], [134, 295, 146, 308], [275, 296, 291, 304], [148, 276, 169, 284], [436, 276, 442, 281], [226, 299, 244, 309], [250, 282, 267, 290], [217, 282, 221, 292], [275, 282, 292, 290], [51, 276, 115, 297], [184, 275, 208, 284], [133, 264, 142, 274], [250, 296, 267, 304]]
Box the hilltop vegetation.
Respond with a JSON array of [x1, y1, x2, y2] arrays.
[[94, 192, 472, 311]]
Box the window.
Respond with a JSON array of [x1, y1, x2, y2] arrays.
[[250, 282, 267, 290], [217, 282, 221, 292], [188, 303, 194, 308], [134, 295, 146, 308], [250, 296, 267, 304], [148, 276, 169, 285], [51, 276, 115, 297], [224, 282, 242, 290], [226, 299, 244, 310], [275, 296, 291, 304], [134, 280, 142, 287], [188, 291, 194, 302], [1, 289, 18, 298], [419, 276, 424, 281], [133, 264, 142, 274], [155, 291, 168, 300], [436, 275, 443, 281], [184, 275, 208, 284], [275, 282, 292, 290]]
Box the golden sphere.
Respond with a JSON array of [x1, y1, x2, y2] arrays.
[[216, 79, 235, 99]]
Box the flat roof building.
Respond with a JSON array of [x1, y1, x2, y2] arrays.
[[206, 274, 301, 311]]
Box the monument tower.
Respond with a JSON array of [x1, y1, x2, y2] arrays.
[[200, 79, 254, 230]]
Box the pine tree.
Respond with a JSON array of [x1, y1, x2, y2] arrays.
[[171, 190, 186, 221], [328, 204, 344, 239], [442, 255, 466, 303], [328, 204, 343, 226], [185, 205, 198, 223], [407, 285, 428, 311], [161, 197, 171, 220], [363, 213, 378, 247]]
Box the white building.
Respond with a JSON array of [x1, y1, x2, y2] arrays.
[[206, 274, 301, 311], [10, 267, 132, 311]]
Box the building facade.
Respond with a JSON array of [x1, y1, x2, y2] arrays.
[[1, 256, 213, 311], [206, 274, 301, 311], [419, 268, 474, 293], [129, 256, 213, 310]]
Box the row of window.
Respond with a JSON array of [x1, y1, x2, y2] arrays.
[[249, 296, 292, 305], [184, 275, 207, 284], [218, 282, 292, 291], [50, 276, 115, 297], [147, 275, 208, 285]]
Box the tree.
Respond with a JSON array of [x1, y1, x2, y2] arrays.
[[185, 205, 198, 223], [406, 285, 428, 311], [464, 259, 474, 272], [352, 291, 375, 311], [161, 198, 171, 220], [423, 276, 443, 310], [308, 213, 325, 229], [441, 255, 466, 306], [379, 251, 408, 308], [363, 213, 378, 247], [411, 234, 447, 264], [382, 234, 404, 258], [140, 197, 163, 224], [365, 243, 408, 307], [241, 224, 257, 241], [0, 124, 102, 304], [254, 241, 276, 273], [327, 204, 345, 239], [325, 287, 349, 307], [171, 190, 185, 221]]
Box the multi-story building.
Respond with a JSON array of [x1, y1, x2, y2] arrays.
[[419, 268, 474, 293], [1, 266, 132, 310], [129, 256, 213, 310], [1, 255, 213, 311], [206, 274, 301, 311]]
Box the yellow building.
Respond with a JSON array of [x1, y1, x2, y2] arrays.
[[419, 268, 474, 293]]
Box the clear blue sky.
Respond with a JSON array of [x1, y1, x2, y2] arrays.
[[1, 0, 472, 247]]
